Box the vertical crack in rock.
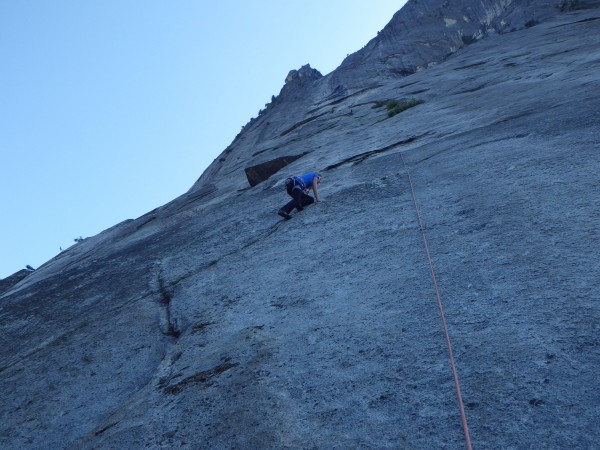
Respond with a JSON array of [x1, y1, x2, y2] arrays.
[[152, 264, 181, 339]]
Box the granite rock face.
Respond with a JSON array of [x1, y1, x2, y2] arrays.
[[0, 270, 31, 295], [1, 1, 600, 448]]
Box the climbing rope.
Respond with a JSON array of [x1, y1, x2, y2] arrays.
[[318, 153, 472, 448], [401, 153, 473, 450]]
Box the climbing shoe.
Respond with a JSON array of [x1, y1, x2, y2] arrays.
[[277, 209, 292, 220]]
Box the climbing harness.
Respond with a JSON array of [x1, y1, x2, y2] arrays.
[[285, 176, 307, 193], [401, 153, 473, 450]]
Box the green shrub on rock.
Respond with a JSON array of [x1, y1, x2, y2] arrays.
[[373, 98, 424, 117]]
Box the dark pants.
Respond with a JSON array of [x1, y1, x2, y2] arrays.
[[281, 186, 314, 213]]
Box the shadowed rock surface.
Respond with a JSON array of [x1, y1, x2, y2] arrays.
[[244, 153, 308, 187], [0, 270, 31, 294], [1, 0, 599, 448]]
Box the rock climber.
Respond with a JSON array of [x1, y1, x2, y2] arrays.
[[277, 172, 323, 220]]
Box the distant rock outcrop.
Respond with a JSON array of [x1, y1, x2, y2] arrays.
[[279, 64, 323, 98], [332, 0, 574, 86], [2, 1, 600, 448]]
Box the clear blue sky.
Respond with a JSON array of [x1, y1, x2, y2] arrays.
[[0, 1, 407, 279]]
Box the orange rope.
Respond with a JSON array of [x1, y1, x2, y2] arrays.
[[401, 153, 473, 450]]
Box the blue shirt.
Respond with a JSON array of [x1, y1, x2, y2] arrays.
[[298, 172, 320, 189]]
